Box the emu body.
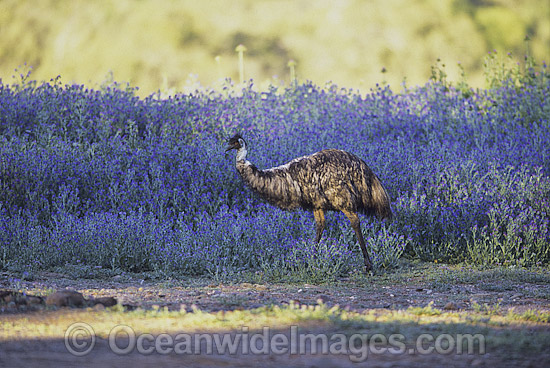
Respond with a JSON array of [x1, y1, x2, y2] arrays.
[[226, 134, 392, 272]]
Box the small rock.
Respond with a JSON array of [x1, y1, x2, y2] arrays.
[[0, 290, 14, 302], [92, 303, 105, 311], [0, 291, 44, 307], [92, 296, 117, 307], [317, 294, 331, 304], [26, 296, 44, 305], [2, 293, 15, 304], [46, 290, 85, 307], [0, 291, 28, 304], [510, 293, 523, 300], [443, 302, 459, 310]]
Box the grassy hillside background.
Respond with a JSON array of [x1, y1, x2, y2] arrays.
[[0, 0, 549, 95]]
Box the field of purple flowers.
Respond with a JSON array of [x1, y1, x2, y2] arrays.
[[1, 62, 549, 280]]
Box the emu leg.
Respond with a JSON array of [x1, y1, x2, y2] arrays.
[[313, 209, 326, 243], [342, 210, 373, 273]]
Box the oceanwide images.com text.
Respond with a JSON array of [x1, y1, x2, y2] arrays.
[[65, 323, 486, 362]]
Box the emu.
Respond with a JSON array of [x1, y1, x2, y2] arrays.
[[225, 134, 393, 273]]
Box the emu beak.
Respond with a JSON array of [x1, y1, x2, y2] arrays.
[[225, 142, 237, 154]]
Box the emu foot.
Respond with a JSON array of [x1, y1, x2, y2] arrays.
[[364, 263, 373, 274]]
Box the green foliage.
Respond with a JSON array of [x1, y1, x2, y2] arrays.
[[465, 167, 550, 267], [506, 309, 550, 323], [429, 37, 549, 97], [475, 7, 526, 51], [471, 300, 502, 316], [483, 45, 549, 90], [407, 301, 442, 316], [1, 0, 548, 94], [260, 239, 357, 284]]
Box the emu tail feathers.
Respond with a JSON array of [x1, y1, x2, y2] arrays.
[[370, 176, 393, 220]]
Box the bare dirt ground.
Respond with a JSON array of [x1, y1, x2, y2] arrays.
[[1, 263, 549, 367]]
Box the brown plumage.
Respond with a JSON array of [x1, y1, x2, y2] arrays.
[[225, 134, 393, 272]]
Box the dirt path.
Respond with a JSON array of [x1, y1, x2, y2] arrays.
[[0, 335, 511, 368], [3, 269, 548, 314], [1, 265, 549, 367]]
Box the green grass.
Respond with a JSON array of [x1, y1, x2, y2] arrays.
[[1, 300, 549, 357], [1, 0, 547, 95], [2, 261, 549, 363]]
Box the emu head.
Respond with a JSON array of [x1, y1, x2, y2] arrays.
[[225, 134, 246, 152], [225, 134, 248, 162]]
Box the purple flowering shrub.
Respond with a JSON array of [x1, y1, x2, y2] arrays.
[[260, 237, 359, 283], [0, 62, 549, 278]]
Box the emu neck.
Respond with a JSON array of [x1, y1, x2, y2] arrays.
[[236, 146, 248, 163]]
